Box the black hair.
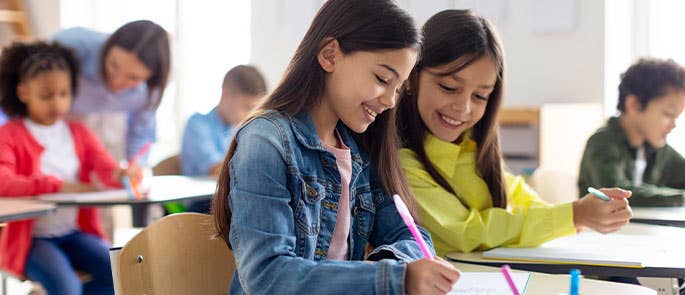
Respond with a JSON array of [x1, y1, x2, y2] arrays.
[[0, 41, 80, 117], [618, 58, 685, 111]]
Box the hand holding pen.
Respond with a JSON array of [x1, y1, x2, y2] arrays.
[[393, 194, 461, 294], [573, 187, 633, 233], [120, 143, 151, 200]]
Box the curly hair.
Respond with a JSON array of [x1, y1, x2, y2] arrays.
[[618, 58, 685, 111], [0, 41, 80, 117]]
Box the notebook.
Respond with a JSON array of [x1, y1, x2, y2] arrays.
[[450, 272, 531, 294], [481, 232, 646, 267]]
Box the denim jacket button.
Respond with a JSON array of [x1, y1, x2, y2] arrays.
[[353, 206, 359, 216]]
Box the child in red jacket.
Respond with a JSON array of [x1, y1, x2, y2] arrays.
[[0, 41, 138, 295]]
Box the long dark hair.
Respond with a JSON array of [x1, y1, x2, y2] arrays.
[[212, 0, 419, 244], [100, 20, 170, 109], [0, 41, 80, 117], [397, 10, 507, 208]]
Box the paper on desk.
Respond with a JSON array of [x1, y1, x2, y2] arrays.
[[36, 190, 129, 202], [450, 272, 530, 294]]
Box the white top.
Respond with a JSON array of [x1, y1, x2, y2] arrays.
[[24, 118, 79, 237], [633, 145, 647, 186]]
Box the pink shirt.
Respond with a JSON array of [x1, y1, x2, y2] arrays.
[[324, 134, 352, 260]]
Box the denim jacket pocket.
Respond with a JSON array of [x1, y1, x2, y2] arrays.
[[294, 175, 326, 236], [353, 185, 376, 239]]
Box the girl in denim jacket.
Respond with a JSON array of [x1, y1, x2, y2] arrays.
[[212, 0, 461, 294]]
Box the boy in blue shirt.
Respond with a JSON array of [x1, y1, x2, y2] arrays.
[[181, 65, 266, 213]]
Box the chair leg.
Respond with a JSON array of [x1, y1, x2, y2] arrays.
[[1, 273, 7, 295]]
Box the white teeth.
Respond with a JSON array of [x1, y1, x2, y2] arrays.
[[441, 115, 463, 126], [363, 105, 377, 117]]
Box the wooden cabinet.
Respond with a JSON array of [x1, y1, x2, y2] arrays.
[[499, 107, 540, 175]]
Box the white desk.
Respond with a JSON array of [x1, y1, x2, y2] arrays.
[[0, 199, 56, 223], [36, 176, 217, 226], [446, 223, 685, 278], [632, 207, 685, 227], [451, 262, 656, 295]]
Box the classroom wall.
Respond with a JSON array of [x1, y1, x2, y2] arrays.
[[25, 0, 61, 37], [250, 0, 606, 107]]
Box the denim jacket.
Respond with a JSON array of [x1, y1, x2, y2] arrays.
[[227, 110, 434, 294]]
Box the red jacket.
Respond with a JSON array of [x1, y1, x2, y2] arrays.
[[0, 119, 120, 276]]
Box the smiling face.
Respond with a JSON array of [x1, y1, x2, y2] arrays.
[[104, 46, 152, 93], [16, 70, 73, 125], [626, 90, 685, 148], [416, 56, 498, 143], [316, 40, 418, 134]]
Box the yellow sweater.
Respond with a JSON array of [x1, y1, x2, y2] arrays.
[[400, 133, 576, 256]]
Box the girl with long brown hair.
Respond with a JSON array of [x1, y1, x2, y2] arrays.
[[397, 10, 633, 257], [212, 1, 460, 294]]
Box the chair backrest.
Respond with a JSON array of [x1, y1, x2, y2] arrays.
[[152, 155, 181, 176], [112, 213, 235, 294]]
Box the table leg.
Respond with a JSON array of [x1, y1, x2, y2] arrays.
[[131, 204, 149, 227]]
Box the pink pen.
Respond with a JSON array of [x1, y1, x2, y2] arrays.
[[501, 265, 520, 295], [392, 194, 433, 259]]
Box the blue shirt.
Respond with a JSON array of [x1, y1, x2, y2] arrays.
[[0, 111, 6, 126], [181, 108, 233, 176], [53, 27, 157, 163], [227, 110, 433, 294]]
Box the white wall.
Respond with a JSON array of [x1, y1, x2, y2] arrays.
[[24, 0, 61, 38], [499, 0, 605, 106], [250, 0, 606, 107]]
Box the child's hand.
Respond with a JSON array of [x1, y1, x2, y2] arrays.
[[59, 182, 98, 193], [573, 187, 632, 233], [116, 164, 143, 183], [405, 256, 461, 295]]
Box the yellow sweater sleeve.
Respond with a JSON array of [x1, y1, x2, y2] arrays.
[[403, 155, 576, 256]]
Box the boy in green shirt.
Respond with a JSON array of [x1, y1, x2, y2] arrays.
[[579, 58, 685, 206]]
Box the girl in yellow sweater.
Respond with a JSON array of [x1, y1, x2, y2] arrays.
[[396, 10, 633, 256]]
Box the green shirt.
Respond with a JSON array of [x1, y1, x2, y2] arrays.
[[578, 117, 685, 206], [400, 133, 575, 256]]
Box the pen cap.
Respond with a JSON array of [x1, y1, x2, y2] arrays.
[[392, 194, 414, 223], [569, 269, 581, 295]]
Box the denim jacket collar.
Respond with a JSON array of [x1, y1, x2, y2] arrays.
[[607, 116, 658, 157], [290, 111, 366, 165]]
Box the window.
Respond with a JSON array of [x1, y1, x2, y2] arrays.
[[604, 0, 685, 153]]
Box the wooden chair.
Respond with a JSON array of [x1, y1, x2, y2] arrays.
[[152, 155, 181, 176], [109, 213, 235, 294]]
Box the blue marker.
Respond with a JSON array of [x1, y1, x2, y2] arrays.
[[587, 187, 611, 201], [121, 176, 136, 200], [569, 269, 580, 295]]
